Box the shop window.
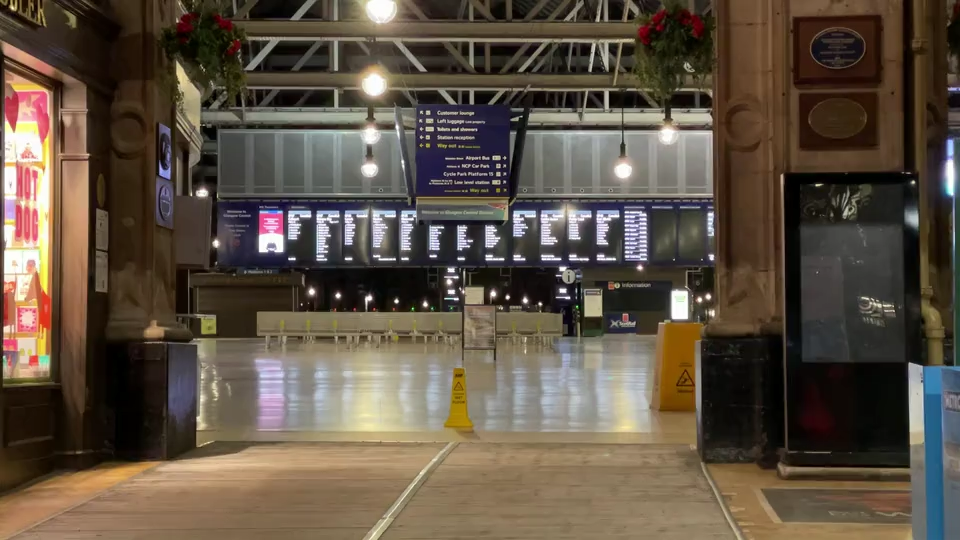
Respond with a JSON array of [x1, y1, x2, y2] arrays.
[[2, 68, 54, 383]]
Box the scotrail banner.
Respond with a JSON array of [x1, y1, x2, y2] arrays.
[[605, 312, 637, 334]]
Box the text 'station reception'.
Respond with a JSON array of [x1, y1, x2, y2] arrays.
[[414, 105, 511, 198]]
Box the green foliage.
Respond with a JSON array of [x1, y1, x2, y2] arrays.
[[157, 0, 247, 109], [633, 0, 714, 104]]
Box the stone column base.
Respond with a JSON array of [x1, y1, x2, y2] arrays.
[[108, 342, 198, 461], [696, 336, 784, 466]]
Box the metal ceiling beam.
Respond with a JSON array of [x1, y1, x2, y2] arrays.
[[234, 20, 638, 43], [201, 107, 714, 127], [240, 71, 706, 91]]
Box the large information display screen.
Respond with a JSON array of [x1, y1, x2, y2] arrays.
[[343, 209, 371, 265], [215, 199, 714, 268], [315, 209, 342, 264], [540, 208, 566, 263], [371, 208, 399, 263], [595, 208, 623, 263], [512, 209, 538, 264], [567, 207, 595, 263]]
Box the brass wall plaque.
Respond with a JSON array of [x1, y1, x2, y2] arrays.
[[0, 0, 47, 27], [807, 98, 868, 140], [794, 15, 882, 86], [798, 92, 878, 150]]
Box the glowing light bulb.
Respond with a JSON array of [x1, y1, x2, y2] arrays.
[[365, 0, 397, 24], [658, 120, 679, 145], [361, 69, 387, 97]]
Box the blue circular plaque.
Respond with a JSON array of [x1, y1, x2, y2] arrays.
[[809, 27, 866, 70]]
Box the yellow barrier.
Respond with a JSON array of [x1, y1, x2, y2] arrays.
[[651, 322, 702, 412], [444, 368, 474, 431]]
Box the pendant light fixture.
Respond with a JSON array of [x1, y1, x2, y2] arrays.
[[613, 92, 633, 180], [658, 101, 679, 146]]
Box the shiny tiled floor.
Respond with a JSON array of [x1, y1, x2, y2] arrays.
[[197, 336, 695, 443]]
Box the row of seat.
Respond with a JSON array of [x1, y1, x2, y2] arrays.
[[256, 311, 563, 347]]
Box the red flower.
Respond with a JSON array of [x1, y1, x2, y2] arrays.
[[691, 15, 705, 39], [179, 36, 188, 44], [651, 9, 666, 25], [180, 12, 199, 23], [213, 13, 234, 31], [176, 20, 193, 34], [637, 24, 652, 45], [678, 8, 693, 25], [226, 39, 242, 56], [656, 23, 664, 32]]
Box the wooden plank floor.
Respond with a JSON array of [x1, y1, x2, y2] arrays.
[[13, 442, 443, 540], [383, 443, 734, 539]]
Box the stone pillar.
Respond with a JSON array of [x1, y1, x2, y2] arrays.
[[107, 0, 189, 342], [106, 0, 196, 461], [699, 0, 906, 464]]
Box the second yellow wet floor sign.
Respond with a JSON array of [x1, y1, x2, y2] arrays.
[[444, 368, 474, 431]]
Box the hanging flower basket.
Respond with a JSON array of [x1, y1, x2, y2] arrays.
[[633, 1, 715, 103], [949, 3, 960, 65], [158, 0, 247, 108]]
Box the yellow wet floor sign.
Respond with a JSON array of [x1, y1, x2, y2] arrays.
[[444, 367, 474, 431], [652, 322, 702, 411]]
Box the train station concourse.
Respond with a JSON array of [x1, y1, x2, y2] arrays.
[[0, 0, 955, 538]]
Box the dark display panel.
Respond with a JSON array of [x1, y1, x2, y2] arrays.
[[623, 206, 649, 262], [343, 209, 371, 265], [428, 223, 457, 263], [371, 208, 399, 263], [484, 222, 509, 263], [783, 174, 919, 468], [567, 208, 595, 263], [511, 209, 538, 264], [285, 207, 315, 265], [707, 208, 716, 262], [677, 207, 708, 262], [215, 199, 716, 268], [400, 210, 426, 263], [595, 209, 623, 263], [315, 209, 342, 264], [539, 209, 566, 263], [456, 224, 485, 264], [648, 207, 679, 263]]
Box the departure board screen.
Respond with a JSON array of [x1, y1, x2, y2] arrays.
[[371, 208, 399, 263], [400, 210, 426, 264], [707, 208, 716, 262], [678, 207, 708, 262], [623, 206, 649, 262], [485, 223, 509, 263], [595, 208, 623, 263], [343, 209, 371, 265], [315, 209, 342, 264], [539, 209, 566, 263], [285, 207, 315, 265], [511, 209, 539, 264], [649, 207, 679, 263], [566, 208, 595, 263], [428, 223, 457, 263], [456, 224, 484, 264]]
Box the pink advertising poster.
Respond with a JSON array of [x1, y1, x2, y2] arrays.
[[257, 209, 284, 253]]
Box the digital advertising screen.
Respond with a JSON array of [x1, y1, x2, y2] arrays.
[[648, 206, 679, 263], [566, 207, 595, 263], [511, 208, 538, 264], [258, 208, 285, 254], [623, 205, 649, 262], [428, 223, 457, 264], [539, 208, 566, 263], [677, 206, 708, 262], [285, 206, 315, 264], [484, 222, 509, 263], [315, 208, 342, 264], [343, 208, 371, 265], [371, 208, 399, 263], [216, 202, 256, 267], [400, 210, 427, 264], [595, 208, 623, 263]]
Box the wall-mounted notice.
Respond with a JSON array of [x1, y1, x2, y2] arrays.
[[584, 288, 603, 318], [463, 305, 497, 351], [414, 105, 511, 198]]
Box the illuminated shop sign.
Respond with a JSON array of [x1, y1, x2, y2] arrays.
[[0, 0, 47, 27]]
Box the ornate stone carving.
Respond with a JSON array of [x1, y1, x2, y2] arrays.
[[110, 102, 147, 158], [722, 97, 764, 152]]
